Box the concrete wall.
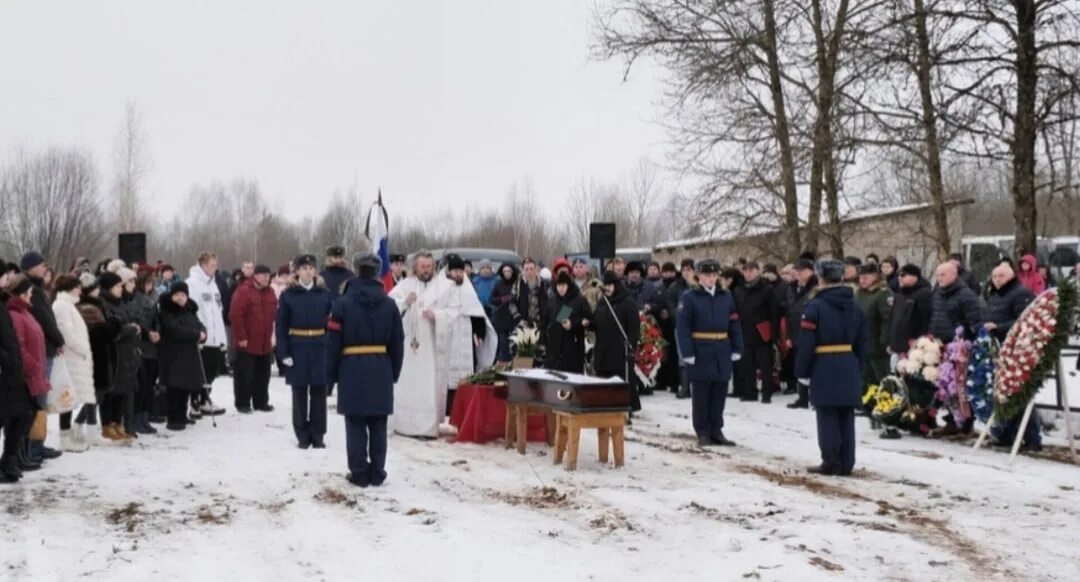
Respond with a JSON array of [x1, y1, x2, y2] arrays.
[[654, 205, 966, 270]]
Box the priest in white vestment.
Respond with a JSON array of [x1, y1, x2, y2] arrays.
[[388, 252, 496, 437]]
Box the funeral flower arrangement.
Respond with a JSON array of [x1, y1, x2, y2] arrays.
[[897, 336, 943, 383], [863, 376, 907, 424], [510, 322, 541, 358], [634, 313, 668, 388], [993, 280, 1078, 420], [965, 328, 997, 424], [935, 327, 971, 426]]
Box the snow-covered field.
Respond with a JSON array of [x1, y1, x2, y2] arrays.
[[3, 375, 1079, 582]]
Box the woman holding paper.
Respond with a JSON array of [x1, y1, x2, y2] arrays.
[[541, 272, 591, 374]]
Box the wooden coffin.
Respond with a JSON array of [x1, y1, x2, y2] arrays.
[[498, 369, 631, 412]]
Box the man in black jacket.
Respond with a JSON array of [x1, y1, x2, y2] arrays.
[[949, 253, 982, 296], [785, 259, 818, 408], [19, 252, 65, 461], [669, 259, 696, 398], [888, 264, 933, 357], [984, 262, 1035, 342], [733, 261, 779, 403], [930, 262, 983, 342]]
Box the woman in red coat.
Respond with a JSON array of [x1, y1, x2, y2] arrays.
[[6, 275, 51, 472]]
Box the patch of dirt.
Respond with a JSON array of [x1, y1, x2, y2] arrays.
[[314, 487, 358, 508], [809, 557, 844, 572], [588, 510, 637, 533], [405, 507, 431, 516], [624, 435, 716, 457], [259, 499, 295, 514], [737, 463, 1006, 577], [681, 501, 786, 530], [194, 504, 232, 525], [486, 486, 578, 510], [106, 502, 146, 533], [905, 450, 945, 460]]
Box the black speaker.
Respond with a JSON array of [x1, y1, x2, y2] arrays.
[[118, 232, 147, 265], [589, 223, 616, 259]]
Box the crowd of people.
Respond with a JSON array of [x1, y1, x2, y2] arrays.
[[1, 240, 1077, 486]]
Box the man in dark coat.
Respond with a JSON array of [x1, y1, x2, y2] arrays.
[[796, 260, 869, 476], [786, 259, 818, 408], [677, 259, 744, 447], [733, 261, 780, 402], [854, 264, 892, 387], [328, 254, 405, 488], [655, 262, 681, 393], [668, 259, 696, 398], [930, 261, 983, 342], [276, 254, 334, 448], [19, 252, 65, 359], [229, 265, 279, 413], [983, 262, 1035, 342], [949, 253, 982, 296], [541, 272, 590, 373], [888, 264, 933, 357], [592, 271, 641, 412], [320, 245, 354, 299]]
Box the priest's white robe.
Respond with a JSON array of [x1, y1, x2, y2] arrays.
[[388, 271, 496, 437]]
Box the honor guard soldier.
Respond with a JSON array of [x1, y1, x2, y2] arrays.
[[276, 253, 334, 449], [795, 260, 869, 476], [676, 259, 744, 447], [327, 254, 405, 488]]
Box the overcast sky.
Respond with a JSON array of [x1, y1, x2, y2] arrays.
[[0, 0, 670, 222]]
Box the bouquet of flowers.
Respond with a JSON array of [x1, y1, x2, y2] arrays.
[[634, 313, 668, 388], [935, 327, 972, 426], [461, 366, 503, 386], [510, 322, 541, 358], [897, 336, 943, 383], [993, 280, 1078, 420], [965, 328, 997, 424], [864, 376, 908, 425]]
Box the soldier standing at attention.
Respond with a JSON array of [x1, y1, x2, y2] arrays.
[[327, 254, 405, 488], [796, 260, 869, 476], [676, 259, 744, 447]]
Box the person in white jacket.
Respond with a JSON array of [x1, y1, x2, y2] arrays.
[[186, 252, 228, 417], [52, 274, 96, 452]]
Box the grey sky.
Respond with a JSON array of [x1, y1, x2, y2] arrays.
[[0, 0, 669, 221]]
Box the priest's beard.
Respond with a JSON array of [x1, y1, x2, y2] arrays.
[[449, 273, 465, 286], [417, 271, 434, 283]]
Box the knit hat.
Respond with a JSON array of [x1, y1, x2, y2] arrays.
[[900, 264, 922, 278], [858, 263, 880, 276], [254, 264, 272, 276], [99, 272, 123, 292], [19, 251, 46, 273], [79, 272, 98, 291], [602, 271, 621, 286], [552, 258, 571, 275], [107, 258, 126, 274], [169, 281, 190, 297], [555, 271, 574, 287], [661, 262, 677, 273]]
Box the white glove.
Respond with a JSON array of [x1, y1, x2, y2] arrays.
[[282, 357, 294, 368], [798, 378, 810, 386], [683, 357, 695, 365], [731, 353, 742, 362]]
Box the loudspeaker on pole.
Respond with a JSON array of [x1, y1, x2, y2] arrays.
[[118, 232, 147, 265], [589, 223, 616, 259]]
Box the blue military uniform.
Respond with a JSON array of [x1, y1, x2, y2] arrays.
[[795, 264, 869, 476], [676, 259, 744, 446], [320, 245, 354, 299], [327, 257, 405, 488], [275, 257, 334, 449]]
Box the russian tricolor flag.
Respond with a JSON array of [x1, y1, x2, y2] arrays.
[[365, 189, 390, 283]]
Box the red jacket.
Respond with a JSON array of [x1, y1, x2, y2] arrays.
[[229, 280, 278, 355], [1017, 254, 1046, 295], [7, 297, 50, 397]]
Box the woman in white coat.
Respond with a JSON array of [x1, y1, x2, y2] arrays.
[[52, 274, 97, 452]]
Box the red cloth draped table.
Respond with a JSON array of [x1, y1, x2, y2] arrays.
[[450, 384, 548, 444]]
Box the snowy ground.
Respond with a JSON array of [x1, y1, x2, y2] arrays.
[[3, 374, 1079, 582]]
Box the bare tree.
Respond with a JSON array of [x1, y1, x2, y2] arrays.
[[0, 146, 108, 269], [111, 101, 151, 232], [939, 0, 1080, 253]]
